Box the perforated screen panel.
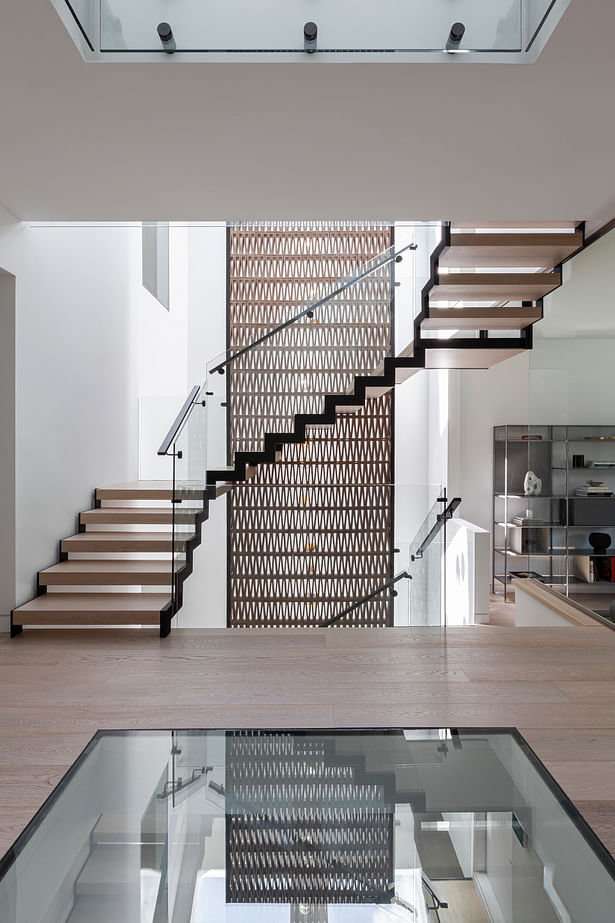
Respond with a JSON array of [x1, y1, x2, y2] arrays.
[[227, 222, 393, 628]]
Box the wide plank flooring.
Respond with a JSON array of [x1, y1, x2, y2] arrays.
[[1, 624, 615, 863]]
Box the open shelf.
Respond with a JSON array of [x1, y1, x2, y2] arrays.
[[493, 424, 615, 600]]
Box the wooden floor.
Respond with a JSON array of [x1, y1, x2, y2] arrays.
[[2, 616, 615, 867]]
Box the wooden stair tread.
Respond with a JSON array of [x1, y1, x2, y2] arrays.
[[429, 271, 560, 302], [39, 561, 178, 586], [439, 232, 582, 268], [42, 560, 178, 573], [422, 306, 541, 331], [76, 844, 140, 894], [61, 532, 191, 552], [12, 594, 169, 625], [14, 593, 170, 613], [81, 507, 198, 524], [450, 221, 580, 229], [96, 481, 205, 501]]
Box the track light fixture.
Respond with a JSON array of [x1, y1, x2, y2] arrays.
[[446, 22, 465, 52], [157, 22, 176, 54], [304, 21, 318, 54]]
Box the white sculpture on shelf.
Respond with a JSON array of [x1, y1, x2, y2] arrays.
[[524, 470, 542, 496]]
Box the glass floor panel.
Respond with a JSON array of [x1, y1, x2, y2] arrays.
[[1, 728, 614, 922]]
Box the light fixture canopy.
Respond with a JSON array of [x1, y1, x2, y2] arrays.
[[446, 22, 466, 52], [157, 22, 176, 54], [304, 21, 318, 54]]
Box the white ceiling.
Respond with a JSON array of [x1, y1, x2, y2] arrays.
[[1, 0, 614, 225]]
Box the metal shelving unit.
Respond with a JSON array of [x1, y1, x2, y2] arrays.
[[493, 425, 615, 601]]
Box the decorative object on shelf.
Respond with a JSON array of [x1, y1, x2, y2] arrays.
[[589, 532, 612, 555], [594, 557, 615, 582], [521, 434, 543, 441], [494, 424, 615, 601], [511, 517, 548, 554], [510, 570, 544, 581], [523, 470, 542, 496], [576, 482, 614, 497]]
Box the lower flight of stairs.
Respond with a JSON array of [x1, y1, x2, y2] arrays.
[[66, 813, 161, 923], [10, 481, 210, 638], [10, 223, 584, 637]]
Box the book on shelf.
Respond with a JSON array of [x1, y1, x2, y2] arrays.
[[591, 462, 615, 469], [593, 557, 615, 582], [575, 487, 614, 497], [573, 555, 615, 583], [512, 516, 545, 526]]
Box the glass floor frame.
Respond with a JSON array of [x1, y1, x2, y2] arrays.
[[1, 726, 614, 923]]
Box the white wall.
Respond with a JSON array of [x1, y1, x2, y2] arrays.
[[451, 352, 530, 537], [178, 225, 228, 627], [446, 519, 490, 626], [0, 220, 142, 610], [187, 225, 227, 387], [515, 591, 575, 627], [529, 228, 615, 423], [0, 270, 16, 623], [138, 224, 189, 481]]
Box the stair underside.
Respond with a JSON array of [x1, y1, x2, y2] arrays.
[[422, 306, 541, 331], [12, 594, 169, 626], [424, 347, 524, 369], [439, 232, 582, 269], [429, 272, 560, 302]]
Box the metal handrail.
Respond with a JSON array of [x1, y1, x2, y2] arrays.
[[209, 242, 417, 374], [320, 495, 462, 629], [157, 385, 201, 456], [411, 497, 461, 561], [320, 570, 411, 628]]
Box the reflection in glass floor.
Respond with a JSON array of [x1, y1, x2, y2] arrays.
[[1, 729, 614, 922]]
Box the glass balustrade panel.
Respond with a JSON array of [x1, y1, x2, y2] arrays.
[[98, 0, 523, 52], [408, 495, 446, 626], [2, 728, 615, 922], [170, 397, 209, 610]]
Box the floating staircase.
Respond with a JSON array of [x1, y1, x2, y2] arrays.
[[11, 222, 583, 637]]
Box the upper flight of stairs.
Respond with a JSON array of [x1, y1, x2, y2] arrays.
[[417, 221, 583, 369], [10, 222, 583, 637]]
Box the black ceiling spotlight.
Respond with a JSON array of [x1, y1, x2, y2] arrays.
[[157, 22, 176, 54], [446, 22, 466, 52], [304, 21, 318, 54]]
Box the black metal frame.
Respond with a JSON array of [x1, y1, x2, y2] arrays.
[[157, 386, 211, 636], [63, 0, 95, 52]]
